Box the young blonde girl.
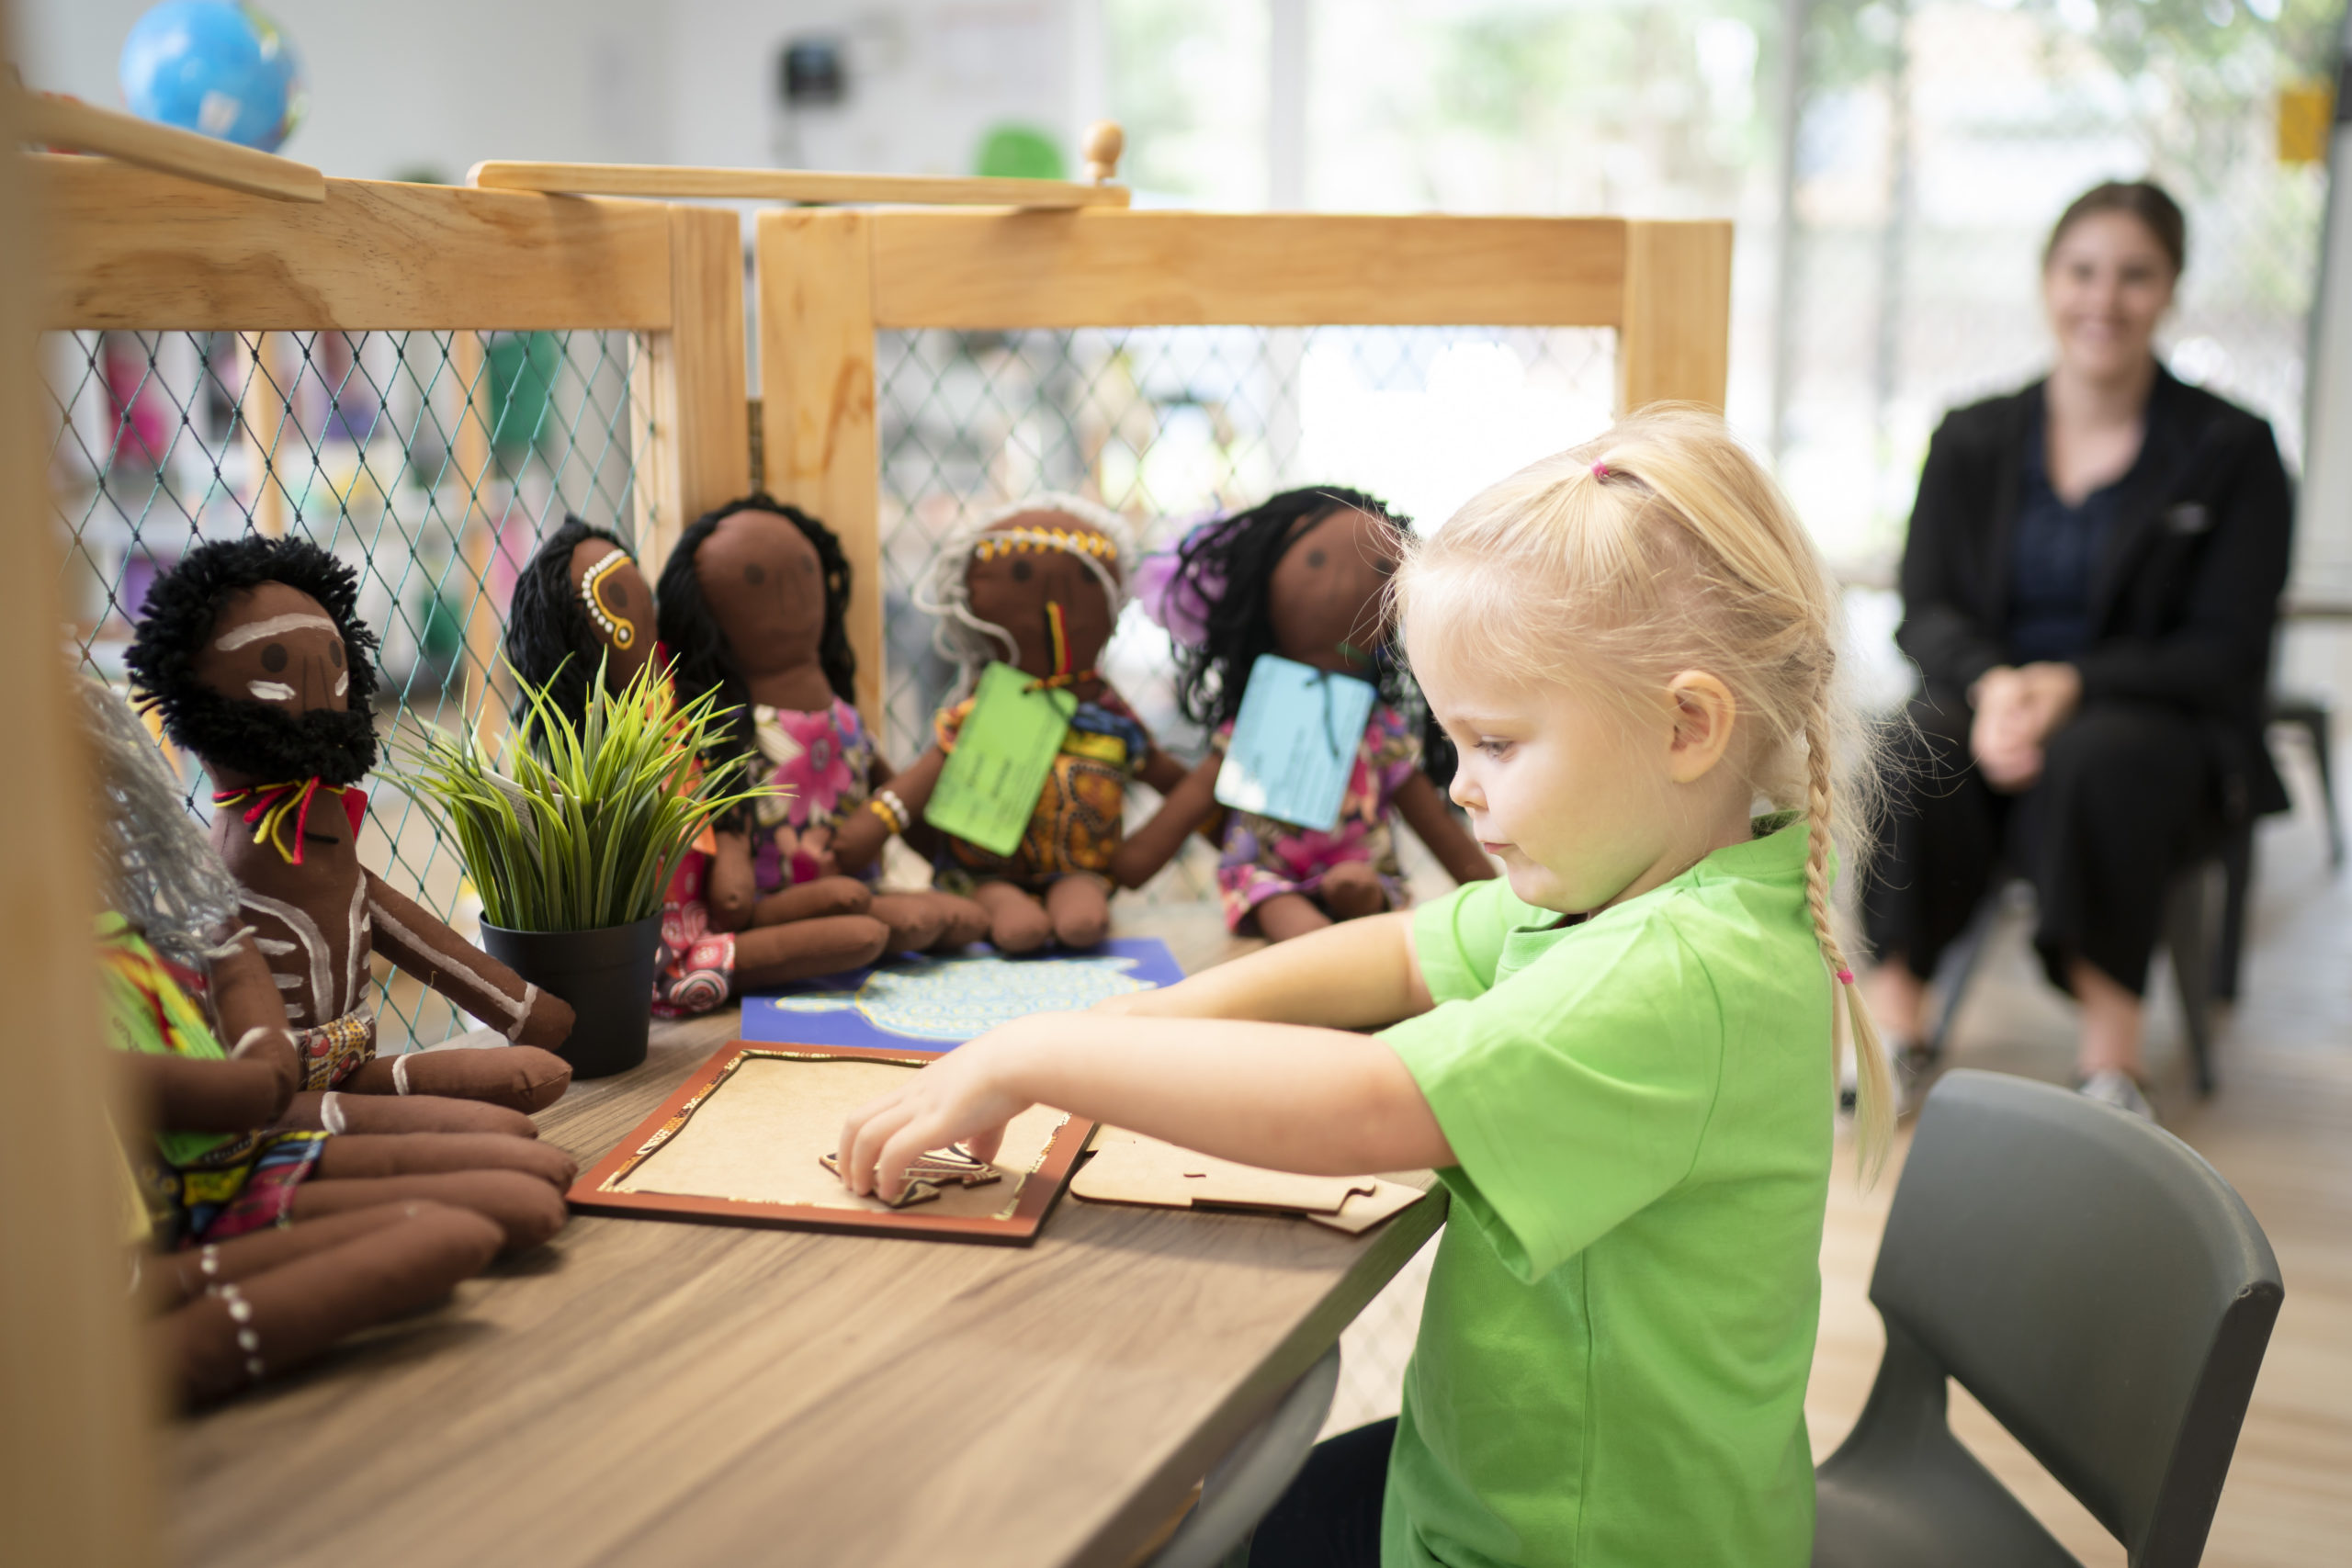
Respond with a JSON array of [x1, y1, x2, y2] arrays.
[[837, 406, 1894, 1567]]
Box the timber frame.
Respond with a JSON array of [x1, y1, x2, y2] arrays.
[[755, 208, 1732, 722], [34, 153, 1732, 758]]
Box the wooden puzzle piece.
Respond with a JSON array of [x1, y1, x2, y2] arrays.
[[820, 1143, 1002, 1210], [1069, 1134, 1373, 1216]]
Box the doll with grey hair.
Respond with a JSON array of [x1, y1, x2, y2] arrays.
[[831, 495, 1224, 952]]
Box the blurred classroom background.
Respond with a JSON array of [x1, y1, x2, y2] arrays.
[[22, 0, 2345, 583]]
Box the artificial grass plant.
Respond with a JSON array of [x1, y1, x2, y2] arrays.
[[394, 658, 775, 932]]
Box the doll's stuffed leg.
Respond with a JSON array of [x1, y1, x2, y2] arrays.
[[1045, 874, 1112, 949], [865, 892, 950, 952], [973, 880, 1053, 953], [159, 1201, 503, 1407], [1318, 861, 1389, 922], [750, 874, 872, 927], [336, 1045, 571, 1114], [289, 1169, 569, 1252], [312, 1132, 577, 1190], [923, 890, 992, 950], [867, 890, 989, 953], [1251, 892, 1333, 943], [274, 1089, 541, 1139], [732, 914, 891, 987], [139, 1202, 422, 1312]]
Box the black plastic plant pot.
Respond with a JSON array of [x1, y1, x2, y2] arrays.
[[479, 914, 662, 1079]]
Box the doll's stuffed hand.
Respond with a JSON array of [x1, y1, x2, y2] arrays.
[[834, 1035, 1034, 1204], [796, 824, 839, 882]]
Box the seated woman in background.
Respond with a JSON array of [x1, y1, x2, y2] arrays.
[[1864, 179, 2292, 1120]]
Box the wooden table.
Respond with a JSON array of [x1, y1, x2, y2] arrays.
[[169, 906, 1444, 1567]]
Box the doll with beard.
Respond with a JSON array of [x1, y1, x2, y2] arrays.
[[649, 498, 989, 994], [827, 496, 1225, 953], [78, 676, 570, 1403], [128, 536, 576, 1116], [1138, 488, 1496, 942]]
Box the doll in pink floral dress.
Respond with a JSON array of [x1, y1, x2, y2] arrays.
[[657, 496, 989, 970], [1138, 487, 1497, 942], [507, 515, 920, 1018]]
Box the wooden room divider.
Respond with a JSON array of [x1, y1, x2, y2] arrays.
[[752, 208, 1732, 738]]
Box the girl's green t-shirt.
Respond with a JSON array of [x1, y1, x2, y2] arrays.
[[1377, 817, 1834, 1568]]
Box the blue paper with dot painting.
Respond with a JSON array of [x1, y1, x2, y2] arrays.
[[1214, 655, 1378, 833], [740, 938, 1186, 1053]]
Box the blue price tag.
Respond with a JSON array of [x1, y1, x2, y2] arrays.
[[1214, 655, 1377, 832]]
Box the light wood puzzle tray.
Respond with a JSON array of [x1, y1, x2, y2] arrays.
[[570, 1042, 1093, 1244]]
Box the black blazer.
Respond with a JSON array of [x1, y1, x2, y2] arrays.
[[1895, 367, 2293, 817]]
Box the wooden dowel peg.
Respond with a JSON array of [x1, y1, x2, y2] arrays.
[[1083, 122, 1125, 186]]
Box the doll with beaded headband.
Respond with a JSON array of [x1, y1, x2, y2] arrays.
[[1141, 486, 1498, 942], [827, 494, 1225, 953]]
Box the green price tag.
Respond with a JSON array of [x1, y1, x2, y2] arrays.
[[923, 661, 1077, 858]]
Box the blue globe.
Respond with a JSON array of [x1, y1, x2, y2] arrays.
[[119, 2, 305, 153]]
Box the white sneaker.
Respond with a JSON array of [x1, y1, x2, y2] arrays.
[[2076, 1068, 2156, 1122]]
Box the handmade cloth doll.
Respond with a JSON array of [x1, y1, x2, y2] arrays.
[[1140, 487, 1496, 942], [82, 674, 571, 1256], [830, 495, 1221, 953], [132, 1198, 502, 1410], [653, 496, 989, 985], [126, 536, 575, 1111], [105, 919, 571, 1255]]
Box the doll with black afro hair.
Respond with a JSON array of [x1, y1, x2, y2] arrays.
[[1137, 486, 1495, 942], [652, 494, 988, 975], [129, 535, 577, 1114]]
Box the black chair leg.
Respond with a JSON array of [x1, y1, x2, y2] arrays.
[[2165, 866, 2219, 1098], [2289, 709, 2344, 869], [2216, 820, 2253, 1003], [1923, 893, 2003, 1060]]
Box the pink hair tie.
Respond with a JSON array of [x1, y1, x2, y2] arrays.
[[1835, 967, 1855, 985], [1591, 461, 1610, 480]]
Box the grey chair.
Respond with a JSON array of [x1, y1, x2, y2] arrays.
[[1149, 1342, 1343, 1568], [1815, 1070, 2283, 1568]]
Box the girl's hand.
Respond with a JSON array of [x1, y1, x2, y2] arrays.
[[835, 1032, 1035, 1203]]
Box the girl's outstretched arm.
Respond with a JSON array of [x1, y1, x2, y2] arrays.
[[835, 1015, 1453, 1204], [1097, 908, 1436, 1030]]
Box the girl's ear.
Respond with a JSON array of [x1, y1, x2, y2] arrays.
[[1664, 671, 1737, 784]]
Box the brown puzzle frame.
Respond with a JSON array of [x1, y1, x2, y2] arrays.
[[568, 1040, 1093, 1245]]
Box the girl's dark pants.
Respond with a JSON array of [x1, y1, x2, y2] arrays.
[[1244, 1417, 1394, 1568]]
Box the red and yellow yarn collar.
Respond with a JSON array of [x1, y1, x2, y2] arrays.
[[213, 779, 368, 865]]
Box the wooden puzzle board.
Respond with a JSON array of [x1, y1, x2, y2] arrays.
[[616, 1056, 1068, 1221], [570, 1043, 1091, 1244]]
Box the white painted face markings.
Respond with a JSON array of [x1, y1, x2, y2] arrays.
[[248, 680, 297, 702], [213, 612, 338, 651]]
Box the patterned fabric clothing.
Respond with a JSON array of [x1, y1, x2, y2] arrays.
[[295, 1008, 377, 1092], [96, 912, 243, 1168], [95, 912, 327, 1246], [651, 848, 738, 1018], [933, 685, 1152, 891], [142, 1130, 329, 1247], [748, 697, 881, 892], [1215, 704, 1421, 931]]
